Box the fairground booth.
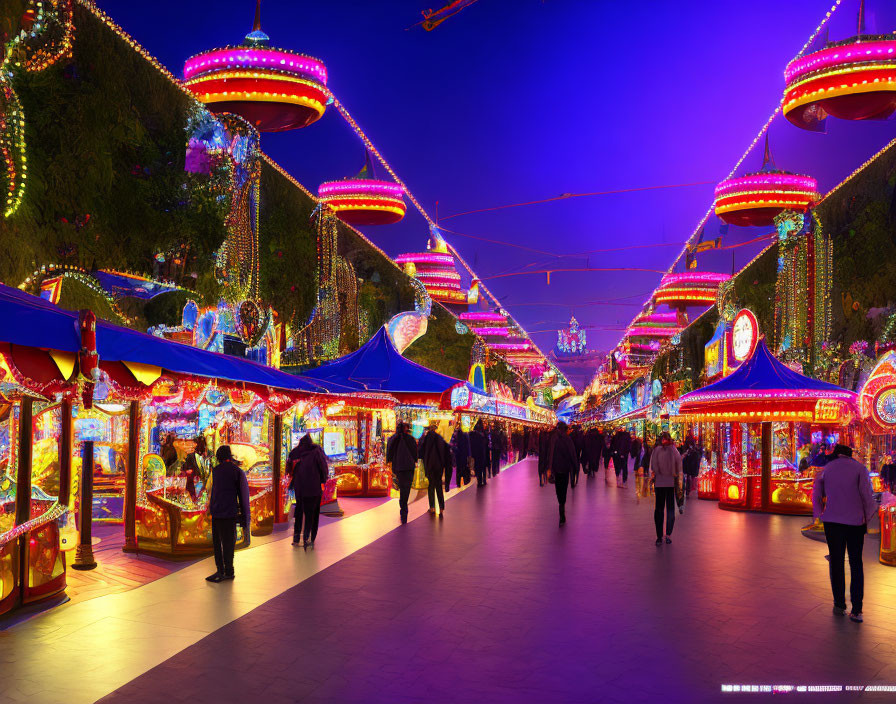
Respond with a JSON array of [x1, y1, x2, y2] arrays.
[[299, 327, 462, 496], [0, 284, 343, 616], [676, 338, 857, 515]]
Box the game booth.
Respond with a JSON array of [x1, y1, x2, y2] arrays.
[[676, 338, 858, 515], [300, 327, 463, 496]]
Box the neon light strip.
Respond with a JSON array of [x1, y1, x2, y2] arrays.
[[190, 91, 326, 113], [395, 253, 455, 265], [185, 47, 327, 84], [459, 312, 506, 322], [659, 272, 730, 286], [319, 179, 405, 199], [784, 77, 896, 115], [786, 39, 896, 83]]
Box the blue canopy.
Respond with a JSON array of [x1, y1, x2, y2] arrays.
[[300, 326, 462, 394], [680, 338, 854, 404], [93, 270, 180, 300], [0, 283, 339, 394]]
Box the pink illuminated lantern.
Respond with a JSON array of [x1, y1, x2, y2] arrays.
[[184, 1, 328, 132]]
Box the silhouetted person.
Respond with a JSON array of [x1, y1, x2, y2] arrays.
[[469, 420, 489, 487], [602, 432, 613, 483], [181, 436, 209, 502], [583, 427, 601, 478], [288, 433, 329, 548], [161, 432, 179, 477], [611, 428, 632, 488], [813, 444, 877, 623], [419, 422, 451, 517], [449, 425, 471, 490], [387, 422, 418, 524], [489, 423, 506, 477], [206, 445, 250, 582], [650, 432, 681, 546], [538, 429, 550, 486], [681, 435, 701, 497], [570, 425, 584, 487], [547, 421, 578, 525]]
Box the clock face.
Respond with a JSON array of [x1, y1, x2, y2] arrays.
[[731, 310, 757, 361], [876, 388, 896, 426]]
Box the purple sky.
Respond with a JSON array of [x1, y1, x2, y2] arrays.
[[102, 0, 896, 388]]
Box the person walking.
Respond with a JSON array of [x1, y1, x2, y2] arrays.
[[636, 440, 652, 503], [288, 433, 329, 548], [681, 435, 702, 498], [489, 423, 506, 477], [611, 428, 632, 488], [602, 431, 614, 485], [469, 420, 489, 487], [649, 432, 682, 546], [812, 444, 877, 623], [583, 427, 601, 478], [387, 422, 418, 524], [419, 422, 451, 517], [628, 436, 643, 491], [206, 445, 250, 582], [181, 436, 209, 502], [448, 424, 470, 491], [537, 429, 550, 486], [570, 425, 584, 487], [546, 421, 578, 525]]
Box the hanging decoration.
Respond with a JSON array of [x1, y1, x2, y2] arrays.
[[386, 277, 432, 353], [396, 227, 472, 305], [183, 0, 329, 132], [714, 136, 819, 227], [319, 153, 406, 226], [653, 272, 730, 310], [1, 0, 74, 218], [784, 6, 896, 132], [773, 209, 832, 373]]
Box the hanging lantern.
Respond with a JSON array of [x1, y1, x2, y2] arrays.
[[184, 2, 328, 132], [653, 272, 730, 309], [784, 36, 896, 130]]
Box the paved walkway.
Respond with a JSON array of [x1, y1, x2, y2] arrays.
[[82, 459, 896, 704], [5, 459, 896, 703]]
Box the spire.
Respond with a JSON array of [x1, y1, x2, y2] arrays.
[[857, 0, 866, 36], [244, 0, 270, 46], [760, 132, 776, 172]]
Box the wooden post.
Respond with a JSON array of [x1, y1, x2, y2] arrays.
[[760, 422, 772, 511], [14, 399, 33, 528], [58, 399, 72, 508], [72, 440, 97, 570], [272, 413, 284, 523], [123, 400, 139, 551]]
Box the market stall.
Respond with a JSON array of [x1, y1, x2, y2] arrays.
[[676, 339, 858, 515], [300, 326, 462, 496]]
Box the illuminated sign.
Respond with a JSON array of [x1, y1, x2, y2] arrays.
[[875, 387, 896, 427], [814, 399, 850, 424], [731, 309, 759, 362]]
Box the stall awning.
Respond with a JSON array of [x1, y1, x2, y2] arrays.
[[678, 338, 856, 422], [0, 283, 341, 395], [300, 326, 462, 395]]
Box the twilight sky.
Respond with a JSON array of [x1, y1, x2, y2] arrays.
[[102, 0, 896, 389]]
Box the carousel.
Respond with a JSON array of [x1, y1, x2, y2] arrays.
[[677, 338, 857, 515]]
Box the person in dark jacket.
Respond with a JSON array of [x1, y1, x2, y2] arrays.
[[449, 425, 471, 491], [489, 423, 506, 477], [161, 432, 179, 477], [288, 434, 329, 548], [582, 427, 600, 478], [547, 421, 578, 525], [469, 420, 489, 487], [206, 445, 250, 583], [570, 425, 584, 487], [419, 423, 451, 516], [601, 431, 613, 482], [681, 435, 702, 497], [522, 428, 530, 459], [537, 430, 550, 486], [181, 436, 209, 502], [387, 422, 419, 523], [611, 428, 633, 488]]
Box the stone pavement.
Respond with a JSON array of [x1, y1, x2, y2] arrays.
[[88, 459, 896, 704]]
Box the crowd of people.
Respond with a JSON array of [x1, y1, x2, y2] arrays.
[[203, 419, 878, 626]]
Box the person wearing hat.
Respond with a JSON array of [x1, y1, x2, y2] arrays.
[[206, 445, 250, 583], [419, 421, 451, 517], [812, 444, 877, 623]]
